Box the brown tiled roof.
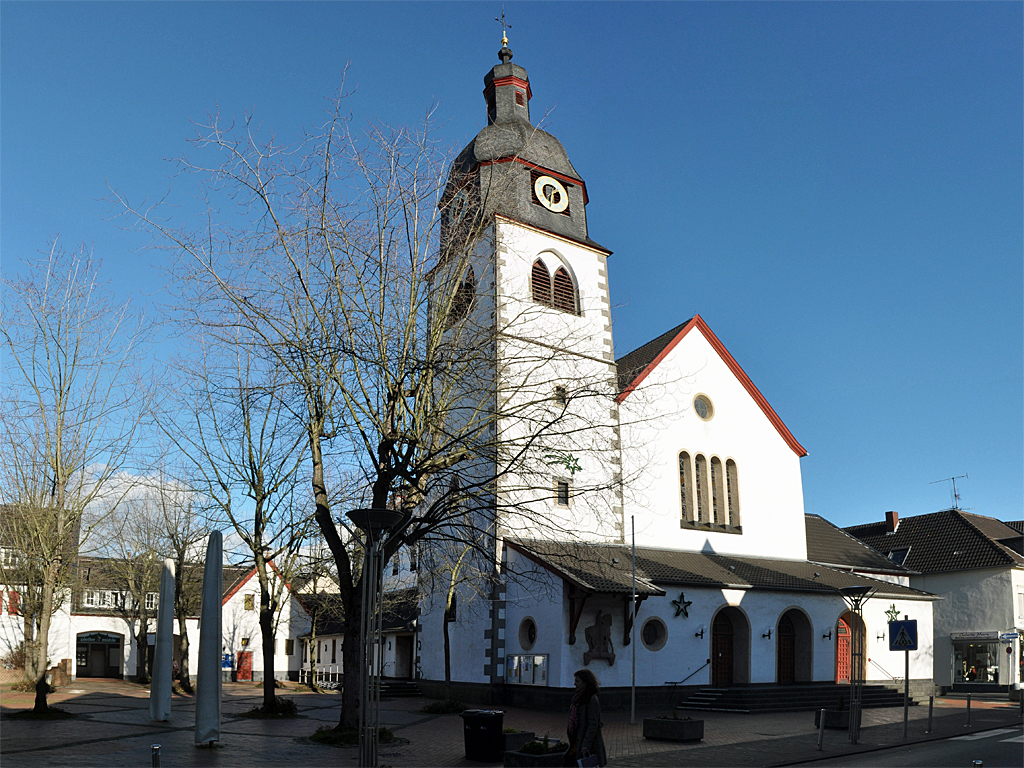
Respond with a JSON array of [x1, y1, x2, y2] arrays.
[[615, 320, 691, 394], [297, 587, 417, 637], [506, 538, 931, 599], [1006, 521, 1024, 535], [845, 510, 1024, 574], [805, 515, 915, 574]]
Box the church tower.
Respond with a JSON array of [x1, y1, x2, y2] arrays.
[[438, 38, 624, 544]]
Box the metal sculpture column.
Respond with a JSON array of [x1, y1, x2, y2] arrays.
[[195, 530, 223, 745], [150, 558, 176, 721], [347, 508, 402, 768], [839, 585, 873, 745]]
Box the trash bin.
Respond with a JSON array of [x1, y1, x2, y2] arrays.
[[460, 709, 505, 762]]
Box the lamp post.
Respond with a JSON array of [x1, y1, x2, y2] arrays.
[[347, 508, 403, 768], [839, 585, 874, 745]]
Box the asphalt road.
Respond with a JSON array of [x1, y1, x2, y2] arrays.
[[794, 726, 1024, 767]]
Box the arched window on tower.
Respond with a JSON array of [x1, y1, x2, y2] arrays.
[[447, 266, 475, 328], [679, 451, 694, 522], [710, 457, 724, 525], [726, 459, 740, 527], [531, 260, 552, 305], [552, 267, 577, 314]]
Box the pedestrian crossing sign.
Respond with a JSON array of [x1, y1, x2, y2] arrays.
[[889, 619, 918, 651]]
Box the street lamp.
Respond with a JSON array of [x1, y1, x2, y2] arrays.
[[346, 508, 403, 768], [839, 585, 874, 745]]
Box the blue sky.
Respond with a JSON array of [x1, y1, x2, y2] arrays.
[[3, 2, 1021, 527]]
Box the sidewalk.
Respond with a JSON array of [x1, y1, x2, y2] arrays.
[[1, 680, 1021, 767]]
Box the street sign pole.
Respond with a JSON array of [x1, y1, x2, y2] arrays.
[[903, 615, 909, 739]]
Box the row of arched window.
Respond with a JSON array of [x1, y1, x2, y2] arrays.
[[679, 451, 740, 528], [531, 259, 578, 315]]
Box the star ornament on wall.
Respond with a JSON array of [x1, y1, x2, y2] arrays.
[[672, 592, 692, 618], [884, 604, 900, 623]]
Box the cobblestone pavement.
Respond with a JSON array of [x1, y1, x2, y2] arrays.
[[2, 680, 1021, 767]]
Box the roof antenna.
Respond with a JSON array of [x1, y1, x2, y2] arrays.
[[929, 474, 968, 510]]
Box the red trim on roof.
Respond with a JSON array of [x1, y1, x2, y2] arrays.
[[485, 75, 533, 101], [617, 315, 807, 458], [476, 157, 589, 205], [222, 567, 256, 606]]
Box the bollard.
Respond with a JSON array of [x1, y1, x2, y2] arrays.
[[151, 744, 161, 768], [925, 695, 933, 734], [965, 693, 971, 728], [817, 709, 826, 751]]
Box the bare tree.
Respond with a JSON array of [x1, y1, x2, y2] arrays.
[[0, 241, 146, 712], [115, 90, 621, 730], [161, 341, 311, 711]]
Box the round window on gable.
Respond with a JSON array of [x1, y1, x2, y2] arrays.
[[693, 394, 714, 421], [519, 617, 538, 651], [640, 617, 667, 651]]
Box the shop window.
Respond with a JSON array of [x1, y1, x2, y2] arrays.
[[76, 646, 88, 666]]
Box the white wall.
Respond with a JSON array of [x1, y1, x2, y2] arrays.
[[619, 323, 808, 560]]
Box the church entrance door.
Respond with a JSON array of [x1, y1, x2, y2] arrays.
[[712, 613, 734, 686], [777, 615, 796, 683], [836, 617, 851, 684]]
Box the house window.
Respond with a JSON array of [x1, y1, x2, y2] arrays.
[[887, 547, 911, 567], [694, 455, 709, 523], [84, 590, 98, 608], [241, 637, 250, 647], [145, 592, 159, 611], [679, 452, 694, 522], [710, 457, 724, 525], [409, 543, 418, 572], [331, 638, 337, 664], [244, 593, 255, 611], [726, 459, 740, 526], [555, 480, 570, 507], [302, 641, 308, 663], [285, 639, 295, 656], [554, 386, 568, 406], [531, 258, 579, 315]]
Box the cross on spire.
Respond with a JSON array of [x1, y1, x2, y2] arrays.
[[495, 6, 512, 47]]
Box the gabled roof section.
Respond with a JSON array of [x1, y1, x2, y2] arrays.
[[506, 538, 931, 600], [615, 314, 807, 457], [805, 515, 916, 575], [845, 510, 1024, 574]]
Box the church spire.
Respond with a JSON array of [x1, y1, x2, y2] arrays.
[[483, 22, 531, 126]]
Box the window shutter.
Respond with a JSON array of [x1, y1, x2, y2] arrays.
[[531, 260, 552, 305], [552, 268, 577, 314]]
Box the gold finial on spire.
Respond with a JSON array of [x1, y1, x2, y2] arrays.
[[495, 6, 512, 47]]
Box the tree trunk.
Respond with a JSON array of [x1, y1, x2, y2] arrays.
[[174, 553, 193, 693], [33, 572, 56, 712], [443, 617, 452, 703], [22, 611, 36, 683], [135, 612, 150, 683], [340, 612, 361, 731], [260, 598, 276, 710]]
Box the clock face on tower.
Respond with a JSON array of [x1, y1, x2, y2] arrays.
[[533, 175, 569, 213]]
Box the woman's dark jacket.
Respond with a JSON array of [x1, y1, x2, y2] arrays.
[[568, 694, 607, 766]]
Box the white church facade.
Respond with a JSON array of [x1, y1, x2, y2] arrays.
[[415, 40, 937, 708]]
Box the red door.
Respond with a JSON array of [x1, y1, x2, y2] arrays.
[[237, 651, 253, 681], [835, 618, 851, 684], [711, 613, 734, 687]]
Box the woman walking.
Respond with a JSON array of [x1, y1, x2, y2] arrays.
[[565, 668, 607, 767]]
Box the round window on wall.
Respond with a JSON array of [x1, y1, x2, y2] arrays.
[[640, 617, 668, 651], [693, 394, 714, 421], [519, 617, 538, 651]]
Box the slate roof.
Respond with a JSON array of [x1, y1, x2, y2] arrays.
[[845, 510, 1024, 574], [804, 514, 915, 574], [506, 538, 931, 600], [297, 587, 417, 638], [615, 320, 691, 394]]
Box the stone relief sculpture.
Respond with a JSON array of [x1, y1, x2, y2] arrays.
[[583, 609, 615, 666]]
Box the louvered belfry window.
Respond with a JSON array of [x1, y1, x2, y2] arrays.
[[552, 268, 576, 313], [531, 259, 578, 315], [532, 260, 552, 305]]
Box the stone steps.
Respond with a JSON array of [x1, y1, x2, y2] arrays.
[[677, 683, 924, 714]]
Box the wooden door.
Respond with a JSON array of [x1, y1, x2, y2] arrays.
[[711, 613, 734, 687], [236, 651, 253, 681], [777, 615, 795, 684], [835, 618, 851, 684], [90, 647, 106, 677]]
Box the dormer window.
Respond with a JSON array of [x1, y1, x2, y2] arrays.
[[531, 259, 579, 315], [887, 547, 911, 567], [515, 90, 525, 106]]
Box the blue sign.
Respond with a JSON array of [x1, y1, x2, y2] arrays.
[[889, 620, 918, 651], [222, 653, 232, 669]]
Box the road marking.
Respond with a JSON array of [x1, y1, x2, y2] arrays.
[[999, 734, 1023, 743], [951, 728, 1018, 741]]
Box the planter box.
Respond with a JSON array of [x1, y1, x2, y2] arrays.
[[503, 749, 567, 768], [814, 710, 849, 730], [503, 732, 537, 753], [643, 717, 704, 742]]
